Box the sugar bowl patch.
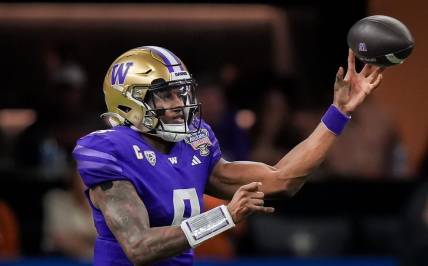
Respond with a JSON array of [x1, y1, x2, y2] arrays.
[[185, 128, 212, 156]]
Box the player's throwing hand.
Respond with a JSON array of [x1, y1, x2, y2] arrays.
[[333, 49, 384, 115]]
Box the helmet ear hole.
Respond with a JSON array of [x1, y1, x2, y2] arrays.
[[118, 105, 131, 113]]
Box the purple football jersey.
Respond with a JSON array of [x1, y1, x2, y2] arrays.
[[72, 120, 222, 266]]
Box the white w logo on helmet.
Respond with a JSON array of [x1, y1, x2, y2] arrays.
[[111, 62, 133, 85]]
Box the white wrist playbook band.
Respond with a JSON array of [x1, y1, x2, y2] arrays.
[[180, 205, 235, 248]]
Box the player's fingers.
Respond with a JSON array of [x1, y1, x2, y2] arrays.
[[360, 64, 373, 77], [347, 49, 356, 73], [251, 191, 265, 199], [250, 205, 275, 213], [250, 198, 264, 206], [336, 66, 344, 82], [239, 182, 261, 192], [368, 67, 385, 83], [369, 74, 383, 92]]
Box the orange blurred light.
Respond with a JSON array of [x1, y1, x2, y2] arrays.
[[235, 109, 256, 130], [0, 109, 37, 136]]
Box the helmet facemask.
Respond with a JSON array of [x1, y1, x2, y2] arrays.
[[132, 78, 201, 142]]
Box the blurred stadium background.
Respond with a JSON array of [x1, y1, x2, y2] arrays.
[[0, 0, 427, 265]]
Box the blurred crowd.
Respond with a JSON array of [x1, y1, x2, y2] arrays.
[[0, 43, 427, 266]]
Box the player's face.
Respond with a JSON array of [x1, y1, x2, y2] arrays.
[[150, 85, 194, 124]]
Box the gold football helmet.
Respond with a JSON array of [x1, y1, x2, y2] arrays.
[[102, 46, 201, 142]]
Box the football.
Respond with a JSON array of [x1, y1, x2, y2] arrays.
[[347, 15, 414, 67]]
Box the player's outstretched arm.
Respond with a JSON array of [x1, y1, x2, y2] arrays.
[[273, 50, 383, 193], [90, 180, 272, 265], [207, 50, 384, 199]]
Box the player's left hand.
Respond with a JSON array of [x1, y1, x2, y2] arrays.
[[333, 49, 384, 115]]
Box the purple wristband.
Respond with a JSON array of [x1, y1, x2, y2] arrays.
[[321, 105, 351, 135]]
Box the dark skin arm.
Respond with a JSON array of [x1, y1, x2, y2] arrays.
[[207, 50, 384, 200], [90, 181, 187, 265], [206, 123, 335, 199], [90, 180, 272, 265]]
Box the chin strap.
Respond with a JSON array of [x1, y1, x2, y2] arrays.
[[130, 120, 189, 142], [155, 122, 189, 142]]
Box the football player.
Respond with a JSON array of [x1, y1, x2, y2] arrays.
[[73, 46, 383, 265]]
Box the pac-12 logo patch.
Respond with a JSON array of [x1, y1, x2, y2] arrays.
[[144, 150, 156, 166], [185, 128, 212, 156]]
